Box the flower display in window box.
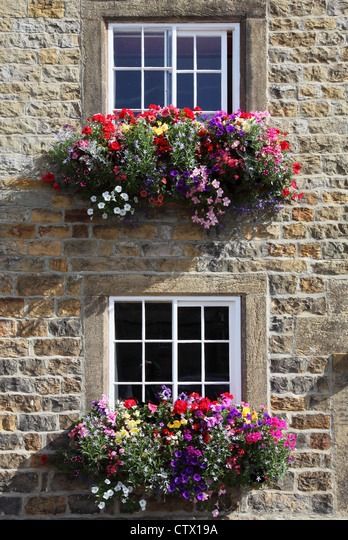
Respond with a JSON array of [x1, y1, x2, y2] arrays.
[[42, 105, 302, 229], [59, 388, 296, 517]]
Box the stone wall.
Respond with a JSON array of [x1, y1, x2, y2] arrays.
[[0, 0, 347, 519]]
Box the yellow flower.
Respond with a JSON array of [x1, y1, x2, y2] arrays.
[[115, 428, 129, 443], [121, 124, 131, 133], [152, 122, 169, 136], [242, 406, 250, 418], [251, 411, 258, 422], [168, 420, 182, 429], [180, 418, 188, 426], [129, 427, 140, 435]]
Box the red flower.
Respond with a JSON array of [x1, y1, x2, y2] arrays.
[[183, 107, 195, 120], [221, 392, 234, 400], [203, 432, 211, 444], [124, 398, 137, 409], [140, 190, 148, 198], [92, 113, 106, 123], [239, 112, 253, 119], [282, 187, 290, 197], [279, 140, 290, 151], [292, 162, 302, 174], [198, 397, 211, 413], [82, 126, 92, 135], [108, 140, 121, 151], [41, 172, 55, 184], [173, 399, 188, 415], [40, 454, 48, 465], [52, 182, 61, 190]]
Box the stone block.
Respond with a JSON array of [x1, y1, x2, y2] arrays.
[[291, 414, 330, 429], [0, 414, 16, 433], [298, 472, 332, 491], [0, 471, 39, 493], [57, 299, 81, 317], [0, 320, 16, 337], [17, 275, 64, 297], [299, 277, 325, 293], [310, 433, 331, 450], [48, 319, 81, 337], [0, 394, 42, 413], [25, 300, 55, 318], [268, 243, 296, 257], [17, 320, 48, 338], [28, 241, 62, 257], [295, 317, 348, 355], [0, 299, 24, 317], [19, 414, 58, 432], [31, 209, 63, 224], [299, 243, 321, 259], [24, 496, 66, 515], [271, 395, 306, 411], [328, 280, 348, 314], [23, 433, 42, 451], [0, 496, 21, 515], [0, 339, 28, 358], [33, 338, 81, 357]]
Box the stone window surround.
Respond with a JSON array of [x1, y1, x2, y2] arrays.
[[83, 273, 268, 411], [81, 0, 267, 118]]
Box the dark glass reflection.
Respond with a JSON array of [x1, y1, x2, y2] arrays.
[[145, 343, 172, 381], [114, 32, 141, 67], [115, 343, 142, 382], [205, 343, 229, 381], [177, 36, 194, 69], [204, 384, 229, 399], [178, 343, 201, 381], [115, 71, 141, 109], [178, 384, 202, 397], [204, 306, 229, 340], [196, 36, 221, 69], [177, 73, 194, 108], [116, 384, 142, 402], [144, 32, 165, 67], [145, 302, 172, 339], [144, 71, 165, 107], [178, 307, 201, 340], [197, 74, 221, 111], [115, 302, 142, 340]]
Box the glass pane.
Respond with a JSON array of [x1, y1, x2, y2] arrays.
[[204, 306, 229, 340], [115, 71, 141, 109], [178, 343, 201, 382], [204, 384, 229, 399], [115, 343, 142, 382], [178, 307, 201, 340], [145, 302, 172, 339], [205, 343, 229, 381], [177, 36, 193, 69], [145, 32, 165, 67], [116, 384, 142, 402], [197, 73, 221, 111], [115, 302, 142, 340], [145, 384, 172, 403], [114, 31, 141, 67], [178, 384, 202, 397], [177, 73, 194, 108], [197, 36, 221, 69], [144, 71, 165, 109], [145, 343, 172, 381]]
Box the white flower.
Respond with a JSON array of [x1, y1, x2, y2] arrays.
[[120, 209, 126, 216], [90, 195, 97, 202], [98, 501, 106, 510], [102, 213, 108, 219], [104, 479, 111, 485], [102, 191, 111, 201], [124, 203, 131, 212], [87, 208, 93, 216], [91, 486, 99, 494], [115, 481, 123, 492], [121, 192, 129, 201], [133, 196, 138, 203], [115, 185, 122, 193], [139, 499, 147, 511], [98, 202, 105, 209], [113, 207, 121, 214], [106, 489, 114, 497]]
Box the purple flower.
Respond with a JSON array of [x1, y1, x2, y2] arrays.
[[181, 491, 190, 500], [193, 473, 201, 482]]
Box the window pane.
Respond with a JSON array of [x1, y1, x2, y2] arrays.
[[197, 73, 221, 111], [178, 307, 201, 340], [177, 36, 193, 69], [204, 384, 229, 399], [145, 32, 165, 67], [177, 73, 194, 108], [116, 384, 142, 402], [144, 71, 165, 109], [145, 302, 172, 339], [178, 384, 202, 397], [115, 302, 142, 340], [178, 343, 201, 382], [197, 36, 221, 69], [115, 343, 142, 382], [114, 31, 141, 67], [204, 306, 229, 340], [115, 71, 141, 109], [145, 343, 172, 381], [205, 343, 229, 381], [145, 384, 172, 403]]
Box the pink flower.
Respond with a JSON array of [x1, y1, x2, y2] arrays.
[[245, 432, 263, 444], [148, 402, 158, 414]]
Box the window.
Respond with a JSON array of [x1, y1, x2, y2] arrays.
[[108, 24, 240, 113], [109, 296, 241, 403]]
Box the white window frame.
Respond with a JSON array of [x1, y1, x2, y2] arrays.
[[108, 296, 241, 403], [107, 23, 240, 113]]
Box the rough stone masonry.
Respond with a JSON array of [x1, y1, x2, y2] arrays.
[[0, 0, 347, 519]]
